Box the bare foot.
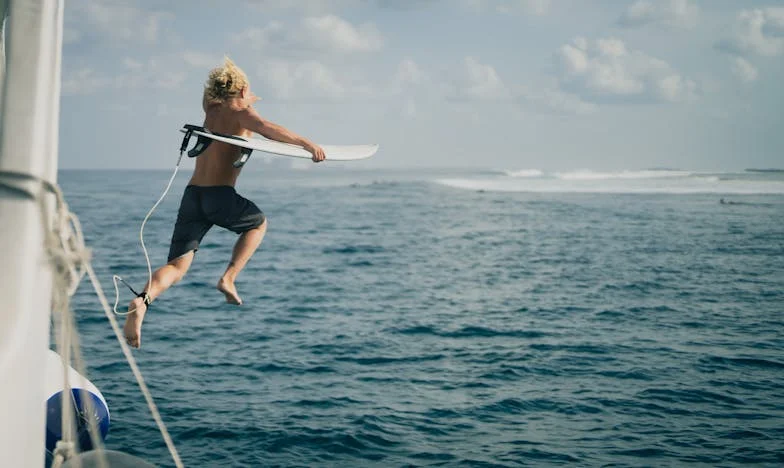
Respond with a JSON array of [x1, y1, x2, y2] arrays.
[[217, 278, 242, 305], [123, 297, 147, 349]]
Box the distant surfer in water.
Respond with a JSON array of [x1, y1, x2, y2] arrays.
[[124, 58, 325, 348]]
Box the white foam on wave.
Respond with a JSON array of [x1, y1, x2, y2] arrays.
[[554, 169, 693, 181], [503, 169, 544, 178], [434, 176, 784, 194]]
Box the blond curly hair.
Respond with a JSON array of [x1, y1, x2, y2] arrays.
[[203, 57, 249, 106]]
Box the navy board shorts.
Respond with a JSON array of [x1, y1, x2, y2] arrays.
[[167, 185, 265, 261]]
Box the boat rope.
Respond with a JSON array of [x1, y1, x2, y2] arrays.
[[1, 170, 102, 467], [0, 170, 185, 468]]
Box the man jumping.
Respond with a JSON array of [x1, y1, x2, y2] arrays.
[[123, 58, 325, 348]]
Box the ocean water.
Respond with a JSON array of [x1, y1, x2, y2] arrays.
[[61, 167, 784, 467]]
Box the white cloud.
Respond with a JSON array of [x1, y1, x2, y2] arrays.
[[122, 58, 143, 71], [559, 38, 589, 74], [388, 57, 593, 115], [556, 37, 696, 103], [731, 57, 759, 83], [235, 15, 382, 55], [716, 8, 784, 83], [61, 68, 111, 96], [503, 0, 551, 16], [394, 59, 426, 87], [256, 60, 351, 100], [451, 56, 511, 100], [62, 58, 186, 95], [618, 0, 698, 29], [541, 88, 597, 115], [114, 58, 186, 90], [233, 21, 287, 51], [386, 59, 429, 108], [596, 38, 628, 58], [244, 0, 438, 13], [242, 0, 360, 14], [67, 0, 172, 45], [656, 74, 696, 102], [182, 51, 222, 69], [558, 38, 642, 95], [718, 8, 784, 57], [519, 86, 598, 115], [463, 0, 551, 15], [302, 15, 383, 53]]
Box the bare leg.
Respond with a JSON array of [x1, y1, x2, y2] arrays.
[[218, 220, 267, 305], [123, 251, 194, 349]]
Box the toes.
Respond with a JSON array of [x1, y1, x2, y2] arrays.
[[125, 332, 140, 349]]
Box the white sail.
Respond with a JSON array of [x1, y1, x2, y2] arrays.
[[0, 0, 64, 466]]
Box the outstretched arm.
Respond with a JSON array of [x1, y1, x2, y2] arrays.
[[238, 106, 325, 162]]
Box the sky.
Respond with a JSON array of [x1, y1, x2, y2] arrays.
[[56, 0, 784, 171]]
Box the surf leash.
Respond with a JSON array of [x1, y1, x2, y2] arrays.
[[111, 131, 193, 316]]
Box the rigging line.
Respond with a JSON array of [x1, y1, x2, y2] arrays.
[[0, 169, 185, 468], [34, 171, 108, 468], [87, 262, 185, 468]]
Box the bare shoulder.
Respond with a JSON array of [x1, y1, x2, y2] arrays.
[[236, 105, 268, 134]]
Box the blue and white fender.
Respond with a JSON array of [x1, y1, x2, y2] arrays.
[[44, 350, 110, 455]]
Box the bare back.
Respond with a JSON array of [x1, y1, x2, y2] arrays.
[[189, 103, 252, 187]]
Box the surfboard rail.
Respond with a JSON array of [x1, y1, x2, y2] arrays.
[[179, 124, 377, 167]]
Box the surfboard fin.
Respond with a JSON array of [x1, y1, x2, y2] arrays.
[[233, 148, 253, 168], [180, 124, 254, 167]]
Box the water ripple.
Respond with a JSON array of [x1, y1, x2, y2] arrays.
[[58, 170, 784, 467]]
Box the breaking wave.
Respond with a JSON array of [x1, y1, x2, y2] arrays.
[[434, 169, 784, 194], [553, 169, 692, 180], [503, 169, 544, 178]]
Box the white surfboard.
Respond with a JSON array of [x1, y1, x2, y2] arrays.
[[180, 126, 378, 164]]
